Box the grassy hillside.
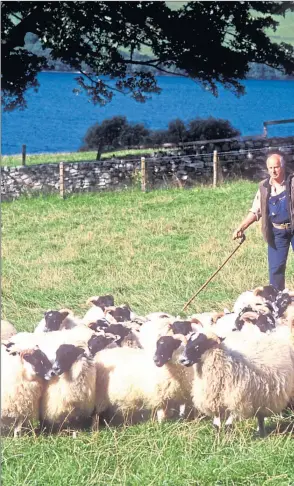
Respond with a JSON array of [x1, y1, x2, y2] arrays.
[[2, 182, 294, 485], [166, 3, 294, 46]]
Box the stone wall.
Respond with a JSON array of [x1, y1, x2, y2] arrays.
[[2, 135, 294, 201]]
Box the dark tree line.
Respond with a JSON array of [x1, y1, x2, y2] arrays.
[[80, 116, 241, 159], [2, 1, 294, 111]]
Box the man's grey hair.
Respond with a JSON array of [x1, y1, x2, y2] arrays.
[[266, 153, 286, 168]]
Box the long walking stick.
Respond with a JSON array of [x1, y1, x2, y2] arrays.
[[182, 235, 246, 312]]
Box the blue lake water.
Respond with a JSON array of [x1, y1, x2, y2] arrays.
[[2, 73, 294, 155]]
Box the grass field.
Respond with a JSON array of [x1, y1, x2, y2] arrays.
[[2, 181, 294, 485], [1, 148, 161, 168]]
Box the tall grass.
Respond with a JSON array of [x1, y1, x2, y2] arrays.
[[2, 181, 294, 485]]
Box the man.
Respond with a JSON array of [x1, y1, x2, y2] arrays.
[[233, 153, 294, 290]]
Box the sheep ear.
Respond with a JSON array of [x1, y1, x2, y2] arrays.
[[253, 286, 263, 296], [86, 296, 99, 306], [59, 309, 71, 319], [211, 312, 225, 324], [190, 317, 203, 326], [205, 332, 222, 344]]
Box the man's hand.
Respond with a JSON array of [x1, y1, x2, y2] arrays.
[[232, 227, 244, 240]]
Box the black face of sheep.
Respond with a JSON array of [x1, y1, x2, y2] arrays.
[[180, 333, 218, 366], [235, 308, 258, 331], [107, 307, 131, 322], [106, 324, 130, 345], [87, 334, 116, 356], [44, 310, 69, 332], [22, 349, 54, 380], [171, 320, 192, 336], [92, 295, 115, 310], [255, 313, 276, 333], [275, 292, 292, 317], [235, 308, 276, 333], [254, 285, 279, 302], [52, 344, 85, 375], [153, 336, 182, 367], [88, 319, 110, 332]]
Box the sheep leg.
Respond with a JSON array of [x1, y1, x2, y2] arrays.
[[257, 414, 266, 438], [225, 414, 235, 427], [91, 413, 100, 432], [13, 422, 23, 438], [156, 408, 166, 423], [179, 404, 186, 419], [213, 416, 221, 429]]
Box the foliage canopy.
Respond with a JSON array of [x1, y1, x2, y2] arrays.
[[81, 115, 240, 156], [2, 1, 294, 111]]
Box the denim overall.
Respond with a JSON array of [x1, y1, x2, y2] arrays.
[[268, 190, 294, 290]]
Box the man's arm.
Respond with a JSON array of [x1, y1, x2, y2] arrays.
[[232, 188, 261, 240]]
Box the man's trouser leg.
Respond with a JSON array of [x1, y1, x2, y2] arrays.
[[268, 228, 292, 291]]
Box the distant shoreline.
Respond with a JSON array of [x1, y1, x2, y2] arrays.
[[40, 70, 294, 81]]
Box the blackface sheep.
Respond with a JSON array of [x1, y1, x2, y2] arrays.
[[235, 307, 276, 334], [34, 309, 71, 333], [180, 331, 294, 437], [1, 346, 54, 436], [87, 333, 119, 356], [82, 297, 108, 325], [6, 325, 96, 363], [137, 317, 174, 353], [87, 295, 115, 310], [40, 343, 97, 431], [93, 340, 193, 425], [153, 334, 194, 419], [88, 318, 110, 332], [233, 291, 267, 315], [170, 320, 193, 336], [104, 305, 131, 323]]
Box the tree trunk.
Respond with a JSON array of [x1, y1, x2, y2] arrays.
[[96, 143, 103, 161]]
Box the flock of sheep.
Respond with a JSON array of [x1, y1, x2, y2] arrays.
[[1, 284, 294, 438]]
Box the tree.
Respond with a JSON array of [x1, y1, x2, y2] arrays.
[[188, 117, 240, 141], [167, 119, 188, 143], [81, 116, 150, 159], [2, 1, 294, 111]]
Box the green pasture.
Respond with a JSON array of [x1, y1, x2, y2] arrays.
[[2, 181, 294, 485], [1, 148, 162, 168]]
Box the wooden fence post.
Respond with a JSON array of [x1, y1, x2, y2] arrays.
[[22, 144, 26, 166], [213, 150, 219, 188], [59, 161, 65, 199], [141, 156, 146, 192]]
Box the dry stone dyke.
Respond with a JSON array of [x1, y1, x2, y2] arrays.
[[1, 136, 294, 201]]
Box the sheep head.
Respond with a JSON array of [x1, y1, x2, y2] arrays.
[[153, 334, 186, 367], [20, 347, 54, 381], [179, 331, 221, 367]]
